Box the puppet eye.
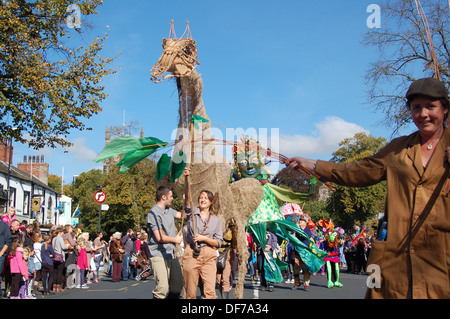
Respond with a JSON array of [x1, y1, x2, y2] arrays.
[[239, 159, 248, 166], [250, 157, 260, 165]]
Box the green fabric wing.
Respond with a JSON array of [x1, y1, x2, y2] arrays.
[[156, 154, 172, 181], [117, 137, 167, 174], [190, 114, 210, 130], [170, 151, 187, 183], [95, 137, 143, 163], [266, 183, 313, 204], [96, 136, 168, 174], [117, 147, 157, 173]]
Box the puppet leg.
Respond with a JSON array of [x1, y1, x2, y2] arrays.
[[326, 261, 334, 288], [333, 262, 343, 287]]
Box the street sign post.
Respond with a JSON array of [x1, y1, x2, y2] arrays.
[[94, 191, 106, 203], [95, 188, 105, 232]]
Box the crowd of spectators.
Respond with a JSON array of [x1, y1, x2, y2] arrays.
[[0, 206, 152, 299], [0, 203, 374, 300]]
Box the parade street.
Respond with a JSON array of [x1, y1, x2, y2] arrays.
[[41, 270, 368, 300]]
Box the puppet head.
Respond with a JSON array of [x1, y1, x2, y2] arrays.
[[232, 137, 271, 181], [150, 21, 200, 83], [326, 230, 340, 248]]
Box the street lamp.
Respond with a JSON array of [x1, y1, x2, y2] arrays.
[[72, 175, 79, 219], [72, 175, 79, 199], [6, 128, 17, 209]]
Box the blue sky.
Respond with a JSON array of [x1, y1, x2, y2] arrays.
[[13, 0, 417, 186]]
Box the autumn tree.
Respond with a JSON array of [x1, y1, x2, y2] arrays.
[[0, 0, 117, 149], [71, 168, 105, 234], [362, 0, 450, 134], [303, 199, 330, 223], [102, 158, 157, 234], [271, 164, 330, 222], [72, 159, 157, 236], [48, 173, 72, 195], [328, 132, 387, 229], [47, 174, 63, 192], [271, 167, 318, 196]]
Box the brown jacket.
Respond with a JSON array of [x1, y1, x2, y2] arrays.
[[110, 239, 125, 263], [316, 127, 449, 299]]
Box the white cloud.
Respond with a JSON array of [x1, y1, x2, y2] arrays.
[[277, 116, 369, 158], [65, 137, 98, 161]]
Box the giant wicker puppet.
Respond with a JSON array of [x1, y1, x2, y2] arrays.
[[97, 21, 263, 299], [95, 21, 328, 298]]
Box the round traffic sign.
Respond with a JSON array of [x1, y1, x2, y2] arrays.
[[95, 191, 106, 203]]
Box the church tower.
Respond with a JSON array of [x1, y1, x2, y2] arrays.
[[103, 126, 115, 173]]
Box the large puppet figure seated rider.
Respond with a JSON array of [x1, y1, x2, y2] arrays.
[[231, 137, 328, 283]]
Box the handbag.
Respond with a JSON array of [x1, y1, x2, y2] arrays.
[[53, 252, 64, 262], [113, 253, 123, 263], [216, 246, 230, 271]]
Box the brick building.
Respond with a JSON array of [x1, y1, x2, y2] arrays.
[[0, 140, 61, 225]]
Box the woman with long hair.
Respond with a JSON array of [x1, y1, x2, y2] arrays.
[[182, 167, 223, 299], [40, 235, 55, 295], [52, 227, 68, 292]]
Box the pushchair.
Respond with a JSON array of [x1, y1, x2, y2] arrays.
[[134, 251, 152, 281]]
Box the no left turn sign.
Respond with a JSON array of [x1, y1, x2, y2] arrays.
[[95, 191, 106, 203]]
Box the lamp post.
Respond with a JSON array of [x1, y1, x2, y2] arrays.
[[6, 128, 17, 210], [6, 138, 13, 208], [72, 175, 79, 199], [71, 175, 79, 220]]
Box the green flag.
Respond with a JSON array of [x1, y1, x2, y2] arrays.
[[266, 183, 312, 204], [170, 151, 187, 183], [96, 136, 168, 174], [190, 114, 210, 130], [156, 154, 172, 181], [95, 136, 143, 163], [117, 137, 167, 174]]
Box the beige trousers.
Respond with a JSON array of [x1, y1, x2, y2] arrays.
[[150, 256, 183, 299], [183, 245, 218, 299]]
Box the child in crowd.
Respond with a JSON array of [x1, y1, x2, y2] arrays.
[[9, 239, 28, 299], [89, 251, 100, 283], [76, 239, 89, 289], [24, 247, 36, 299], [32, 232, 43, 295], [40, 234, 55, 295], [284, 241, 295, 284], [17, 248, 29, 298]]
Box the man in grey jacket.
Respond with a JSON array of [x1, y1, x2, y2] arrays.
[[146, 186, 184, 299]]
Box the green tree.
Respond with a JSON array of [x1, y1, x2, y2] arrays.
[[0, 0, 117, 148], [102, 158, 157, 234], [72, 168, 105, 234], [72, 158, 157, 236], [48, 174, 63, 192], [303, 199, 330, 222], [328, 132, 387, 229], [271, 166, 320, 199]]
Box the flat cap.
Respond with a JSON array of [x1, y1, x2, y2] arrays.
[[406, 77, 449, 101]]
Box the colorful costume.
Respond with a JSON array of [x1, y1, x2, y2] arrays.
[[232, 138, 328, 284], [320, 223, 343, 288]]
